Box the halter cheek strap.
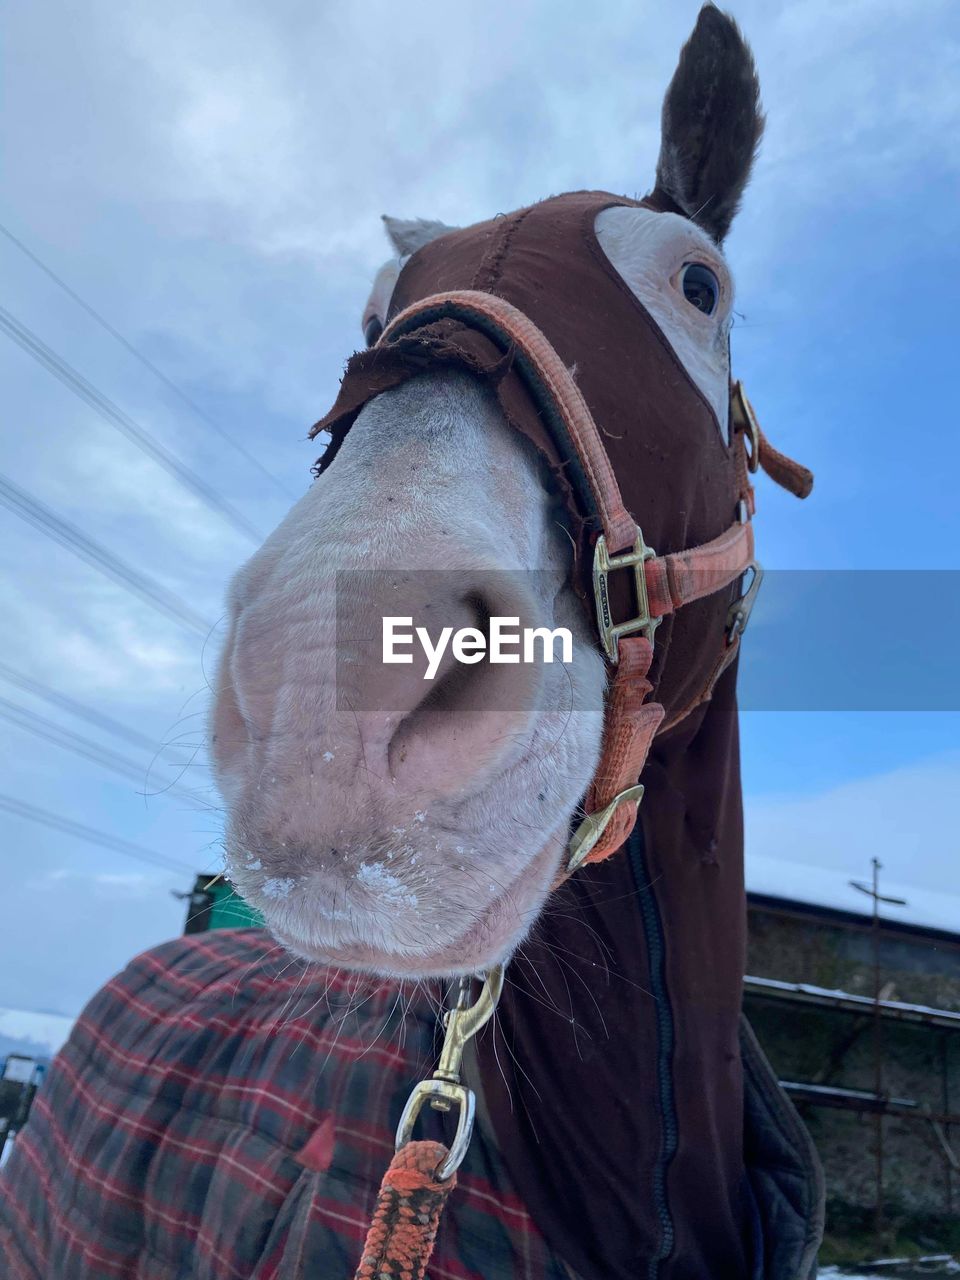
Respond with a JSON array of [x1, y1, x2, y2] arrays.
[[561, 524, 759, 881], [380, 291, 810, 882]]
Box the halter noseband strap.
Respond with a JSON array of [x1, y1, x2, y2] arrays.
[[379, 290, 793, 882]]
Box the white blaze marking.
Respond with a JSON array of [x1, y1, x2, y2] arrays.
[[595, 206, 732, 442]]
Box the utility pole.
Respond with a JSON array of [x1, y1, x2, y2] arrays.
[[850, 859, 907, 1248]]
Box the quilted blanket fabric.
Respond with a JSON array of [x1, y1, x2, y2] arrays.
[[0, 929, 568, 1280]]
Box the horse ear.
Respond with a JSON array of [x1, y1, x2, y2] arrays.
[[381, 215, 457, 257], [652, 5, 764, 242]]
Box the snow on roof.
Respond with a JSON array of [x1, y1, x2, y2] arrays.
[[746, 853, 960, 938], [744, 975, 960, 1027], [0, 1007, 76, 1059]]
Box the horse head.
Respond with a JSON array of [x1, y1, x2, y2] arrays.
[[210, 5, 769, 979]]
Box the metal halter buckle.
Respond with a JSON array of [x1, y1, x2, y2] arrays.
[[731, 379, 761, 474], [592, 528, 662, 664], [726, 560, 764, 643], [395, 965, 504, 1180], [566, 784, 645, 875]]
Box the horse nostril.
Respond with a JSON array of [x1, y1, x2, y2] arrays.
[[462, 590, 492, 634], [406, 590, 495, 713], [384, 583, 544, 795]]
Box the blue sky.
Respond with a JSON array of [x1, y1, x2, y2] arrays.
[[1, 0, 958, 1017]]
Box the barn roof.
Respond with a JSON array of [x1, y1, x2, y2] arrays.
[[746, 854, 960, 942]]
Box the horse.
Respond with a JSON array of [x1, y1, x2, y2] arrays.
[[0, 8, 824, 1279]]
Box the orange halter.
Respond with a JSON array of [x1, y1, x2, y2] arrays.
[[351, 290, 811, 1280]]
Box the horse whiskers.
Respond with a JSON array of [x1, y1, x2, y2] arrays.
[[537, 906, 616, 965], [515, 941, 572, 1014], [534, 931, 652, 1002], [269, 962, 313, 1032], [488, 1007, 543, 1125], [501, 973, 588, 1035], [538, 944, 614, 1039]]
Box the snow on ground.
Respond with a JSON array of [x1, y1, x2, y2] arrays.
[[819, 1254, 960, 1274], [820, 1263, 959, 1278]]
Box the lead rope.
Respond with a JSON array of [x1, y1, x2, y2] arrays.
[[353, 1140, 457, 1280], [354, 968, 504, 1280]]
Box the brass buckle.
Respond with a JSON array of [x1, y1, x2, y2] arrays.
[[731, 380, 760, 474], [593, 529, 661, 664], [726, 560, 764, 643], [567, 784, 645, 874], [395, 965, 504, 1179]]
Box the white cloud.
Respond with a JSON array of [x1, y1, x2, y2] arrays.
[[0, 542, 219, 702], [56, 419, 252, 560], [25, 868, 163, 898], [746, 751, 960, 909]]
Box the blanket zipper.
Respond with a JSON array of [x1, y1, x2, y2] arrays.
[[627, 823, 678, 1279]]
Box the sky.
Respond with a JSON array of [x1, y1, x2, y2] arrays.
[[1, 0, 958, 1019]]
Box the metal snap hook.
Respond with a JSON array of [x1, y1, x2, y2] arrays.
[[726, 561, 764, 644], [395, 965, 504, 1179]]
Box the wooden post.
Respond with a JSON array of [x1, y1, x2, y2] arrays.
[[849, 859, 907, 1250], [871, 857, 883, 1242]]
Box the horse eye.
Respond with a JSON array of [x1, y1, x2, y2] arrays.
[[364, 316, 384, 348], [680, 262, 720, 315]]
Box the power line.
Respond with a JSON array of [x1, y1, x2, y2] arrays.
[[0, 219, 298, 502], [0, 791, 196, 877], [0, 470, 216, 635], [0, 657, 179, 756], [0, 302, 264, 543], [0, 694, 206, 804]]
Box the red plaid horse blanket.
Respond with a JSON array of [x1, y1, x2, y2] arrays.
[[0, 929, 570, 1280]]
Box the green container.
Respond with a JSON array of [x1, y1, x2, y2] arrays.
[[183, 874, 264, 934]]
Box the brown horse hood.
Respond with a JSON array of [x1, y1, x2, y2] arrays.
[[311, 189, 812, 1277], [312, 188, 751, 726]]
